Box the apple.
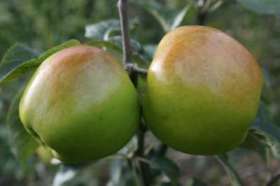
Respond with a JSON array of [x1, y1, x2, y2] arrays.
[[143, 26, 263, 155], [19, 45, 139, 164]]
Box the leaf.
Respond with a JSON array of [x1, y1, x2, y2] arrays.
[[133, 1, 191, 32], [215, 154, 243, 186], [185, 177, 207, 186], [85, 19, 120, 40], [149, 156, 180, 185], [240, 100, 280, 161], [0, 39, 80, 84], [6, 87, 38, 168], [107, 159, 124, 186], [244, 128, 280, 160], [87, 40, 147, 65], [241, 129, 268, 161], [171, 5, 191, 30], [105, 36, 143, 54], [253, 102, 280, 141], [208, 0, 223, 12], [0, 43, 38, 82], [118, 136, 138, 158], [150, 10, 170, 33], [0, 43, 39, 67], [88, 39, 122, 52], [133, 1, 171, 32], [237, 0, 280, 15], [143, 45, 156, 60], [107, 159, 140, 186], [85, 18, 139, 39], [52, 165, 78, 186]]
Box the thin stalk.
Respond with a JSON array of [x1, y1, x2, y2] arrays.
[[117, 0, 150, 185], [117, 0, 131, 66]]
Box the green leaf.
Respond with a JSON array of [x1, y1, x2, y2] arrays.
[[241, 129, 268, 161], [253, 102, 280, 141], [107, 159, 140, 186], [241, 101, 280, 161], [0, 43, 38, 67], [106, 36, 143, 54], [85, 19, 120, 40], [150, 156, 180, 185], [171, 5, 191, 30], [0, 43, 38, 82], [88, 39, 122, 52], [208, 0, 223, 12], [53, 165, 78, 186], [237, 0, 280, 15], [133, 1, 170, 32], [185, 177, 207, 186], [0, 39, 80, 84], [244, 128, 280, 160], [87, 40, 147, 65], [6, 87, 38, 168], [133, 1, 191, 32], [143, 45, 156, 60], [85, 18, 139, 39], [215, 154, 243, 186]]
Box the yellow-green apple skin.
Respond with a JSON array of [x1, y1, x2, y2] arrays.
[[19, 45, 139, 164], [144, 26, 263, 155]]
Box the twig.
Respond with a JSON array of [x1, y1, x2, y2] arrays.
[[196, 0, 208, 25], [134, 119, 150, 186], [125, 63, 147, 76], [267, 173, 280, 186], [117, 0, 150, 185], [117, 0, 131, 66]]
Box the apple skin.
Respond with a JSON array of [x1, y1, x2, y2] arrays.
[[143, 26, 263, 155], [19, 45, 139, 164]]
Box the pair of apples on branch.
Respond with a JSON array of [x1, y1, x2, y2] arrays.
[[19, 26, 263, 164]]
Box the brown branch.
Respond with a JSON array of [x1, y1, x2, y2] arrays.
[[117, 0, 150, 185], [117, 0, 131, 65]]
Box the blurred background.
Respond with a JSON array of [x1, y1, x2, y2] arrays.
[[0, 0, 280, 185]]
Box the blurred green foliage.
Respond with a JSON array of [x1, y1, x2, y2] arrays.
[[1, 0, 280, 185], [0, 0, 117, 57]]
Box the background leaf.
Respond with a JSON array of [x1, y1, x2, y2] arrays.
[[171, 5, 191, 30], [215, 154, 243, 186], [237, 0, 280, 15], [185, 177, 207, 186], [52, 166, 78, 186], [85, 19, 120, 40], [0, 39, 80, 84], [87, 40, 147, 65], [0, 43, 38, 83], [6, 87, 38, 169], [132, 1, 191, 32]]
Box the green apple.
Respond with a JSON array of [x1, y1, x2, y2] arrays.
[[19, 45, 139, 164], [144, 26, 263, 155]]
